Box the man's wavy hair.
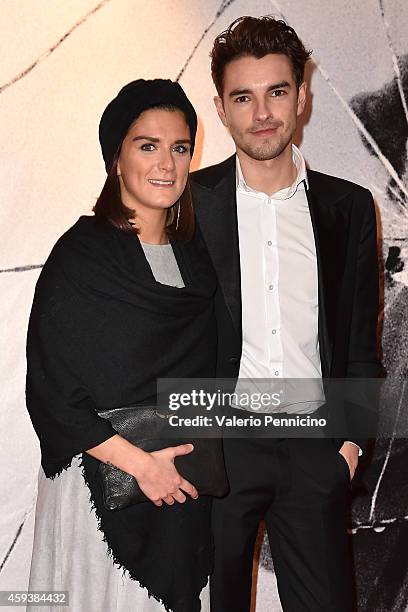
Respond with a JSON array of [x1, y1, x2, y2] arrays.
[[211, 16, 312, 97]]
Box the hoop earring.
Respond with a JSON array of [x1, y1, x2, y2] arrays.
[[175, 201, 181, 230]]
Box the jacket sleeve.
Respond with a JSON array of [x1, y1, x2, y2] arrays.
[[343, 189, 383, 452], [347, 190, 381, 376]]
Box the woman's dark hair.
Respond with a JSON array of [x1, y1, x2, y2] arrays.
[[93, 104, 194, 242], [211, 15, 312, 97]]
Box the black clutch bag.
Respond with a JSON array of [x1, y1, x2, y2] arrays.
[[96, 405, 229, 511]]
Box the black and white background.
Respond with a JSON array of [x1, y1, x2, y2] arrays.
[[0, 1, 407, 610]]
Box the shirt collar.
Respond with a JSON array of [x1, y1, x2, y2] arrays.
[[236, 144, 309, 199]]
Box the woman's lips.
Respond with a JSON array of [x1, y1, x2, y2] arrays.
[[147, 179, 176, 188]]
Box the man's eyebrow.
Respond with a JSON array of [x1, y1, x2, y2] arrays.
[[229, 81, 291, 97], [268, 81, 291, 91]]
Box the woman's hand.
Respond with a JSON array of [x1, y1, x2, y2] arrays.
[[87, 435, 198, 507], [133, 444, 198, 507]]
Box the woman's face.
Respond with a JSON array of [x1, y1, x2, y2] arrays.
[[117, 108, 191, 215]]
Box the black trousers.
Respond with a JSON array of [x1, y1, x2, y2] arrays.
[[210, 432, 355, 612]]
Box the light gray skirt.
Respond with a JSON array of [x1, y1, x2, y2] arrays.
[[28, 455, 210, 612]]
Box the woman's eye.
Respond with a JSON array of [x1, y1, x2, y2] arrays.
[[140, 143, 156, 151], [173, 145, 189, 154]]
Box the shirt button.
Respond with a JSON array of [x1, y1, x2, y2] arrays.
[[274, 371, 280, 376], [271, 329, 277, 334], [267, 240, 272, 246], [268, 284, 274, 290]]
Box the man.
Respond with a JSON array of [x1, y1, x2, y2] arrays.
[[190, 16, 381, 612]]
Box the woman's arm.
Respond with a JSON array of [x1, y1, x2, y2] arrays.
[[86, 435, 198, 507], [26, 231, 198, 506]]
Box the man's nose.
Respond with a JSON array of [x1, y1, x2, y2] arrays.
[[254, 98, 272, 123]]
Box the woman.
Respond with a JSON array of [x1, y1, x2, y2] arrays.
[[26, 79, 220, 612]]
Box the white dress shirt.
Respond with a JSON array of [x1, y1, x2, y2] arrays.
[[234, 145, 361, 453]]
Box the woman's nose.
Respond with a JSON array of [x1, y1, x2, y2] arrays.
[[159, 151, 176, 172]]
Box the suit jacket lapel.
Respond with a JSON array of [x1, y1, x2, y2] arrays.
[[306, 170, 350, 377], [194, 162, 351, 377], [193, 156, 242, 339]]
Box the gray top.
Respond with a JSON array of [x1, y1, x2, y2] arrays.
[[140, 241, 185, 288]]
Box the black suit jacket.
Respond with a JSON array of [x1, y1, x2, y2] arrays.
[[191, 154, 382, 453]]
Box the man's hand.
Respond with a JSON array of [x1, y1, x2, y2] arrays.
[[339, 442, 359, 480]]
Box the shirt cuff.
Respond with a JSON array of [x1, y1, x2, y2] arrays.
[[344, 440, 363, 456]]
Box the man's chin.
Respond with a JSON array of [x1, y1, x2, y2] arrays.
[[240, 139, 290, 162], [245, 148, 285, 162]]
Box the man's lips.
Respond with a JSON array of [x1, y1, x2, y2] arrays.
[[250, 127, 279, 136]]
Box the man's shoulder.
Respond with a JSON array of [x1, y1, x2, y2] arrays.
[[190, 154, 236, 190], [307, 168, 372, 203]]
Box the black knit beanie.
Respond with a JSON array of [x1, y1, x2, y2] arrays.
[[99, 79, 197, 172]]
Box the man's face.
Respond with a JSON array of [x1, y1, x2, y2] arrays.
[[214, 53, 306, 161]]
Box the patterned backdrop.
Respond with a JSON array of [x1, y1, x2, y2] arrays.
[[1, 1, 407, 610]]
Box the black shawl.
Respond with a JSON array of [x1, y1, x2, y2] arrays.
[[26, 216, 217, 611]]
